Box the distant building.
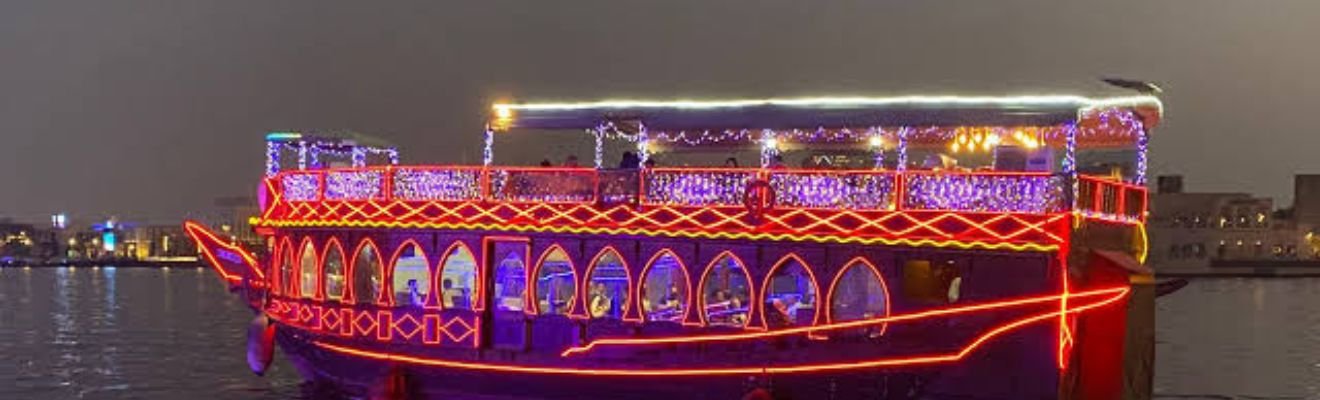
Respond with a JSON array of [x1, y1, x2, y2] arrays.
[[121, 225, 198, 259], [1149, 175, 1315, 271]]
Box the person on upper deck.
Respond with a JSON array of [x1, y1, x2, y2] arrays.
[[564, 155, 579, 167], [768, 154, 786, 169], [724, 157, 739, 168], [644, 158, 656, 168], [539, 159, 552, 167], [619, 151, 640, 169]]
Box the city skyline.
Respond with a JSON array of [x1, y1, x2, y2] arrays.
[[4, 0, 1320, 221]]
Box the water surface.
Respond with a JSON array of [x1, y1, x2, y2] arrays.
[[1, 266, 1315, 399]]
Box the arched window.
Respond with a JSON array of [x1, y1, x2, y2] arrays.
[[586, 248, 629, 319], [829, 259, 889, 323], [437, 243, 477, 310], [700, 253, 752, 327], [534, 246, 576, 315], [352, 241, 384, 305], [391, 242, 429, 307], [762, 256, 818, 328], [641, 251, 689, 323], [298, 240, 317, 299], [493, 251, 527, 312], [278, 238, 294, 295], [323, 240, 346, 301]]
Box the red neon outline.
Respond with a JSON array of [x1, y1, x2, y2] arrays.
[[386, 239, 431, 308], [696, 251, 754, 328], [758, 253, 821, 330], [823, 257, 892, 335], [347, 237, 386, 305], [562, 286, 1126, 357], [580, 246, 633, 321], [434, 240, 479, 311], [278, 236, 294, 295], [320, 237, 347, 302], [480, 236, 531, 313], [314, 286, 1127, 376], [637, 249, 694, 324], [296, 237, 318, 300], [183, 220, 263, 284], [529, 244, 578, 316], [257, 167, 1112, 252]]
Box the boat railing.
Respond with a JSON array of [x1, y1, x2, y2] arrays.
[[1077, 175, 1147, 222], [275, 166, 1146, 219]]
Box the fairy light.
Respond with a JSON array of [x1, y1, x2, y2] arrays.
[[644, 170, 753, 207], [769, 172, 896, 210], [760, 129, 779, 167], [904, 174, 1065, 213], [281, 173, 321, 201], [351, 148, 366, 168], [591, 124, 606, 170], [483, 126, 494, 167], [325, 170, 384, 200], [266, 141, 281, 177], [897, 127, 909, 171], [392, 168, 482, 201], [636, 123, 650, 168]]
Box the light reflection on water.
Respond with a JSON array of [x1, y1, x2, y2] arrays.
[[0, 266, 302, 399], [1, 267, 1315, 399], [1156, 278, 1320, 399]]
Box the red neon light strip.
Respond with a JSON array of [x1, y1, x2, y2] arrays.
[[184, 220, 264, 283], [311, 287, 1126, 377], [562, 286, 1127, 357]]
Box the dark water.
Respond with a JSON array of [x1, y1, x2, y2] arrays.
[[0, 266, 302, 399], [1155, 278, 1320, 399], [1, 266, 1315, 399]]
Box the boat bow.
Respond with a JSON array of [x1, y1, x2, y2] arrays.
[[183, 220, 266, 291]]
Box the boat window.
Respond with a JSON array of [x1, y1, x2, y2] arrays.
[[437, 243, 477, 310], [299, 241, 317, 299], [279, 240, 294, 296], [763, 256, 817, 328], [352, 241, 383, 305], [493, 251, 527, 312], [902, 259, 962, 304], [391, 243, 429, 307], [323, 241, 346, 301], [829, 260, 888, 323], [586, 249, 629, 319], [534, 246, 576, 315], [641, 252, 689, 323], [701, 254, 751, 327]]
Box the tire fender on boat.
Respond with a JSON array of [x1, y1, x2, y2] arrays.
[[247, 314, 276, 376]]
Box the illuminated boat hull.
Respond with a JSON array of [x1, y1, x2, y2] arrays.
[[187, 221, 1135, 399]]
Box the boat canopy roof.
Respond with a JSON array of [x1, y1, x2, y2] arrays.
[[490, 95, 1163, 132]]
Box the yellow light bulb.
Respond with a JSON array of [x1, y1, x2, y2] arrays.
[[868, 136, 884, 148], [494, 106, 513, 120]]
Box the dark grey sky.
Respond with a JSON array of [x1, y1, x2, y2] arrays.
[[2, 0, 1318, 224]]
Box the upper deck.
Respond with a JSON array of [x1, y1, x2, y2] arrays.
[[252, 94, 1160, 252]]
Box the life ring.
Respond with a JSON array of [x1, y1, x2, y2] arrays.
[[744, 179, 776, 218]]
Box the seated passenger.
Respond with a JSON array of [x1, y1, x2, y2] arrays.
[[441, 279, 468, 309], [589, 283, 611, 318], [402, 279, 424, 307]]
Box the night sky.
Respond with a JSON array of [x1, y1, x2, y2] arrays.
[[2, 1, 1318, 223]]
